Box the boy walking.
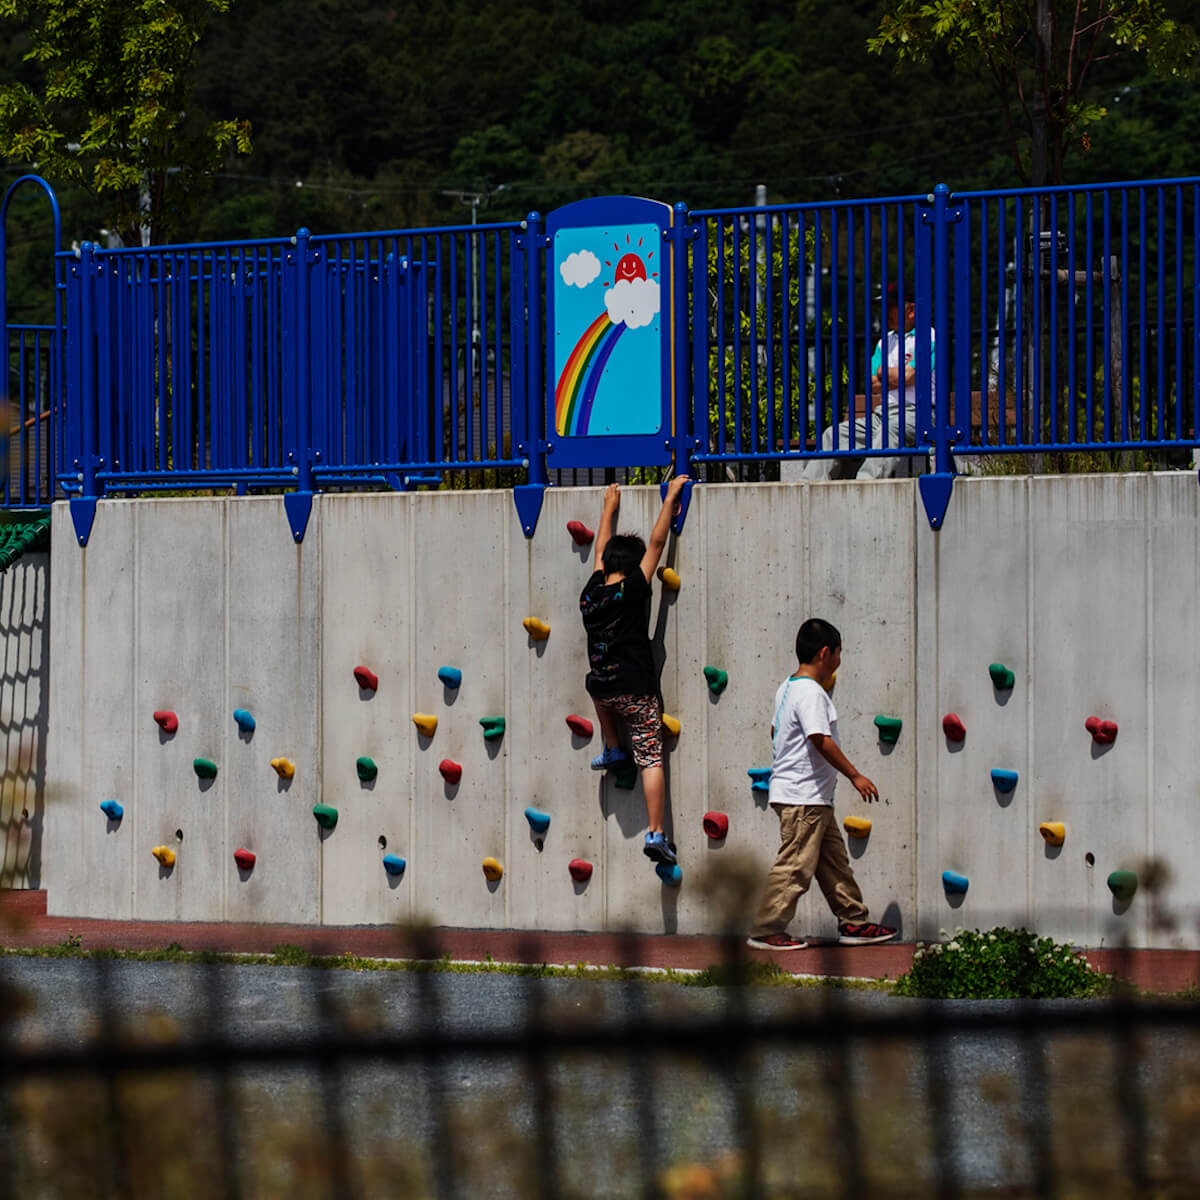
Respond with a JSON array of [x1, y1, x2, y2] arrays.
[[747, 618, 898, 949], [580, 477, 689, 868]]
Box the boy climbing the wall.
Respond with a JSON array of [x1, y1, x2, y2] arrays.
[[747, 618, 898, 949], [581, 476, 689, 868]]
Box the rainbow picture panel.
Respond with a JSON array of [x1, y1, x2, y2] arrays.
[[546, 197, 674, 469]]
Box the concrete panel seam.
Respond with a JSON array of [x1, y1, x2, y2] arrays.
[[1144, 477, 1154, 876], [131, 505, 139, 918], [222, 500, 231, 920], [1023, 475, 1033, 928], [503, 499, 512, 930], [315, 497, 327, 925]]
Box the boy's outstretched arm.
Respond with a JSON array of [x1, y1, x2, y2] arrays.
[[593, 483, 620, 572], [640, 475, 689, 580], [809, 733, 878, 802]]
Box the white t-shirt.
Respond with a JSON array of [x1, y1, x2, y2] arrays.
[[870, 326, 935, 412], [769, 675, 839, 806]]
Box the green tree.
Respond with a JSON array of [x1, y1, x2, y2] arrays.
[[0, 0, 250, 245], [868, 0, 1198, 185]]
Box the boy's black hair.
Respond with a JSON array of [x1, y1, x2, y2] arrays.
[[795, 618, 841, 664], [601, 533, 646, 577]]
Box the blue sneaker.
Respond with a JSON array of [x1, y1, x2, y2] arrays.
[[643, 831, 677, 866], [591, 745, 629, 771]]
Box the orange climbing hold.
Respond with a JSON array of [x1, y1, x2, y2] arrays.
[[482, 857, 503, 882], [661, 713, 681, 736], [656, 566, 681, 591], [1038, 822, 1066, 846], [843, 816, 872, 839], [1085, 716, 1118, 744], [566, 520, 594, 546], [412, 713, 438, 737], [565, 714, 594, 738], [153, 711, 178, 734], [271, 757, 295, 779], [439, 759, 462, 784], [234, 848, 256, 871], [354, 665, 379, 692], [152, 845, 176, 868], [523, 617, 551, 640]]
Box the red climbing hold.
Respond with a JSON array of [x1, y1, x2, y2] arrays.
[[568, 858, 593, 882], [153, 710, 178, 734], [567, 520, 594, 546], [565, 714, 594, 738], [1085, 716, 1118, 744], [234, 848, 256, 871], [942, 713, 966, 742], [354, 665, 378, 692], [703, 811, 729, 840], [439, 759, 463, 784]]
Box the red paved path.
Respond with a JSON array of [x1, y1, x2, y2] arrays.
[[1, 891, 1195, 993]]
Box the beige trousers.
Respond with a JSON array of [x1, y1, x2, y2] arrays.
[[749, 805, 868, 937]]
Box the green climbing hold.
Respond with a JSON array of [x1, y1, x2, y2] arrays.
[[988, 662, 1015, 690], [313, 804, 339, 830], [702, 666, 728, 695], [193, 757, 218, 780], [614, 763, 638, 790], [1107, 869, 1138, 901], [480, 717, 506, 741], [873, 715, 902, 744], [356, 756, 378, 781]]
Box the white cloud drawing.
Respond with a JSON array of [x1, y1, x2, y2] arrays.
[[559, 249, 601, 288], [604, 277, 660, 330]]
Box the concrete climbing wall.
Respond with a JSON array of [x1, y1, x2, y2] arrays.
[[42, 472, 1200, 947]]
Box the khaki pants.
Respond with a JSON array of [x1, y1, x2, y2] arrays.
[[749, 805, 868, 937]]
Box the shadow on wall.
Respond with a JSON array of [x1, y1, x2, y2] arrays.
[[0, 555, 48, 888]]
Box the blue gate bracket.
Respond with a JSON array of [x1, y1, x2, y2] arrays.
[[513, 484, 545, 537], [283, 492, 313, 543], [69, 497, 97, 546], [919, 474, 954, 530]]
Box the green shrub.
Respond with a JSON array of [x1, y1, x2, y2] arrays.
[[893, 926, 1110, 1000]]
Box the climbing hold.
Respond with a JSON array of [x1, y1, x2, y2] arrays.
[[152, 845, 176, 868], [354, 665, 379, 692], [656, 566, 681, 591], [193, 757, 218, 780], [988, 662, 1015, 690], [312, 804, 339, 830], [382, 854, 407, 877], [990, 768, 1019, 793], [1039, 822, 1066, 847], [843, 816, 872, 839], [234, 848, 256, 871], [703, 666, 728, 694], [100, 799, 124, 821], [1107, 869, 1138, 901], [874, 715, 902, 744], [437, 666, 462, 689], [482, 856, 503, 882], [566, 520, 594, 546], [565, 714, 594, 738], [747, 767, 771, 792], [656, 862, 683, 887], [1085, 716, 1118, 745], [439, 758, 463, 784], [942, 713, 966, 742], [661, 713, 681, 736], [233, 709, 256, 734], [524, 807, 551, 834], [702, 811, 729, 839], [614, 763, 638, 790], [412, 713, 438, 737], [271, 757, 295, 779], [568, 858, 593, 882], [523, 617, 551, 640], [153, 710, 178, 734], [480, 716, 506, 741], [356, 756, 378, 782], [942, 870, 969, 894], [823, 673, 836, 694]]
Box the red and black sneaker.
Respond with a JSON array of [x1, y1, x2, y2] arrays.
[[838, 922, 897, 946], [745, 932, 808, 951]]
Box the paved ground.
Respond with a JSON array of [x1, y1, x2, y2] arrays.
[[2, 890, 1198, 992]]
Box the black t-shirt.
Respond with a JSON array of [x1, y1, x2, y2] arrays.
[[579, 568, 657, 698]]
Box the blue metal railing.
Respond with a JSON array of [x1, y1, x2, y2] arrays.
[[3, 174, 1198, 539]]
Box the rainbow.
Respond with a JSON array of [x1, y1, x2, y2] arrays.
[[555, 312, 626, 437]]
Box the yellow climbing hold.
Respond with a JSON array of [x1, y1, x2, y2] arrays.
[[412, 713, 438, 737], [270, 757, 295, 779], [482, 856, 503, 882], [843, 816, 872, 839], [656, 566, 681, 591], [1039, 821, 1066, 847], [823, 672, 836, 693], [152, 845, 176, 868], [523, 617, 551, 640], [661, 713, 681, 736]]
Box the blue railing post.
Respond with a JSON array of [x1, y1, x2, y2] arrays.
[[69, 241, 100, 545], [918, 182, 956, 530], [665, 202, 695, 531], [284, 227, 314, 542], [513, 211, 546, 537]]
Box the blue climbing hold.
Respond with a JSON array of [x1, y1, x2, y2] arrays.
[[656, 862, 683, 887], [382, 854, 407, 877], [747, 767, 771, 792], [942, 870, 969, 894], [524, 807, 551, 834], [990, 768, 1019, 793], [233, 708, 256, 733], [100, 799, 123, 821], [437, 666, 462, 689]]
